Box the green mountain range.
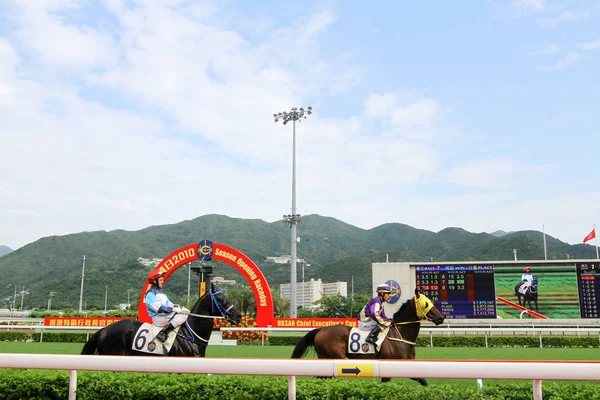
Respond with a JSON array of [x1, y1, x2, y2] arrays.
[[0, 214, 596, 311]]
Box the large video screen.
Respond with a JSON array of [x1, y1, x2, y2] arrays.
[[415, 262, 595, 319], [415, 265, 496, 319]]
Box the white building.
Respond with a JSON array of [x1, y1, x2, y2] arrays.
[[280, 279, 347, 309], [212, 276, 236, 286], [266, 255, 306, 264], [137, 257, 163, 267]]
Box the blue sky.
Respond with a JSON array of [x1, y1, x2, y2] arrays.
[[1, 0, 599, 251]]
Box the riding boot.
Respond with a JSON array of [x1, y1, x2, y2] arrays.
[[156, 323, 175, 342], [366, 326, 382, 345]]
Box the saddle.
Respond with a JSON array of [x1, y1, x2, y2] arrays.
[[132, 323, 182, 355], [347, 327, 389, 355]]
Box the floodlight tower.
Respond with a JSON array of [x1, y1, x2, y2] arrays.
[[274, 106, 313, 318]]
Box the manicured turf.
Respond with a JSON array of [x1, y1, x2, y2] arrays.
[[3, 342, 600, 360]]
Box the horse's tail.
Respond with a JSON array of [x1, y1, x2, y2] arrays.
[[80, 328, 102, 355], [291, 328, 320, 359]]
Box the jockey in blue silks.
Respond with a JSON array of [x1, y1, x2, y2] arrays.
[[357, 283, 393, 346], [144, 271, 189, 342]]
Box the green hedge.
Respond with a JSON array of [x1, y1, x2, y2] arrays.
[[0, 332, 30, 342], [1, 370, 599, 400]]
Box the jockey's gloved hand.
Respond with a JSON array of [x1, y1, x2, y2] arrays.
[[173, 306, 182, 313], [180, 307, 190, 315]]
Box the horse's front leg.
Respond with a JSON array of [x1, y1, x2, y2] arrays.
[[409, 377, 428, 386]]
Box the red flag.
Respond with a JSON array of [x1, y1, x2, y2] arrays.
[[583, 229, 596, 243]]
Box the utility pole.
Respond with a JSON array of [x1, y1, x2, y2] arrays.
[[187, 262, 191, 304], [104, 286, 108, 312], [542, 224, 548, 260], [20, 287, 26, 310], [79, 255, 86, 312]]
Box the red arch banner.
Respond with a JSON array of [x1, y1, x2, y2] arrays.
[[137, 241, 274, 327]]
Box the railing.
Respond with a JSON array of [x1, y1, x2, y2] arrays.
[[2, 354, 600, 400], [4, 322, 600, 347], [221, 326, 600, 347]]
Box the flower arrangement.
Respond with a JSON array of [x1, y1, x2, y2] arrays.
[[213, 314, 268, 343]]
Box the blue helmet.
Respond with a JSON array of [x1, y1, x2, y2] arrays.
[[376, 283, 392, 294]]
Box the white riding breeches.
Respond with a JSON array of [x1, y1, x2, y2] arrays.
[[358, 320, 378, 330], [152, 312, 188, 328]]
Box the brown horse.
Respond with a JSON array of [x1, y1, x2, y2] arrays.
[[291, 288, 445, 385]]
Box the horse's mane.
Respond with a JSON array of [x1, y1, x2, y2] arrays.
[[392, 297, 415, 323]]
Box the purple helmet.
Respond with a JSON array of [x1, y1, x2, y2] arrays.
[[376, 283, 392, 294]]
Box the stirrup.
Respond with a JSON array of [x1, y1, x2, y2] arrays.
[[156, 331, 168, 342]]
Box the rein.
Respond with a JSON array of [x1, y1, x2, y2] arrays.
[[385, 295, 431, 346], [174, 289, 234, 345], [386, 319, 427, 346]]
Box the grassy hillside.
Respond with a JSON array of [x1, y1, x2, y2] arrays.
[[0, 214, 597, 311]]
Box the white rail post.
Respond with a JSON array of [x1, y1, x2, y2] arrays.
[[533, 380, 542, 400], [288, 375, 296, 400], [69, 370, 77, 400]]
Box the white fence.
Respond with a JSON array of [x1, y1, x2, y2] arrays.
[[3, 323, 600, 347], [221, 327, 600, 347], [2, 353, 600, 400]]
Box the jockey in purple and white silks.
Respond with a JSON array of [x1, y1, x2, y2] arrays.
[[357, 283, 393, 346], [519, 267, 534, 295], [144, 271, 189, 342]]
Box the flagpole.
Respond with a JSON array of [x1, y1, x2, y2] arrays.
[[595, 223, 599, 260], [542, 224, 547, 260]]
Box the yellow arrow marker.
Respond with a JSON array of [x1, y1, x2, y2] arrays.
[[337, 364, 374, 378]]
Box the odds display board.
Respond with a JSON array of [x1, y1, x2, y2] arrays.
[[411, 261, 600, 319], [415, 265, 496, 319], [576, 262, 600, 318]]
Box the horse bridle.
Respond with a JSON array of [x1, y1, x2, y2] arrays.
[[176, 289, 236, 345], [209, 289, 235, 322], [386, 295, 432, 346]]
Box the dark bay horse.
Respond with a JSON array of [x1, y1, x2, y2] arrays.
[[81, 284, 242, 356], [515, 278, 539, 311], [291, 288, 445, 385]]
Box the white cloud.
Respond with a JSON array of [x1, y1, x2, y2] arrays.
[[537, 11, 589, 27], [577, 39, 600, 51], [442, 159, 541, 190], [364, 93, 398, 118], [10, 2, 116, 68], [303, 10, 335, 37], [529, 44, 561, 55], [391, 99, 440, 129], [510, 0, 546, 14], [536, 52, 584, 71]]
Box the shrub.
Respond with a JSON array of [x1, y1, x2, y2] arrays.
[[213, 314, 267, 343]]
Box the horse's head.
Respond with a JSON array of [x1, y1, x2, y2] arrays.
[[393, 288, 445, 325], [208, 284, 242, 325], [413, 288, 445, 325]]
